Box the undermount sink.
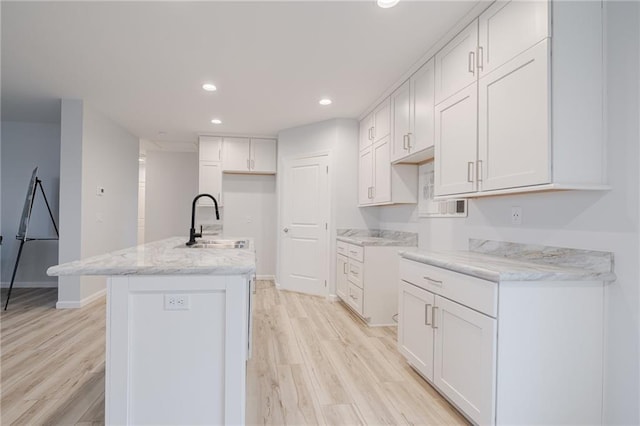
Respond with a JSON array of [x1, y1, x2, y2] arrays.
[[185, 239, 248, 249]]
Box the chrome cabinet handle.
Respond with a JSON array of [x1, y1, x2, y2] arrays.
[[343, 263, 347, 274], [468, 51, 475, 75], [432, 306, 438, 329], [467, 161, 475, 183], [477, 46, 484, 71], [247, 159, 250, 170], [425, 304, 432, 326], [407, 133, 412, 150], [372, 126, 376, 140], [477, 160, 483, 182], [251, 159, 255, 170], [423, 276, 443, 286], [403, 134, 408, 150]]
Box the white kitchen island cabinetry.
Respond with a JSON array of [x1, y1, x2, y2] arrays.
[[47, 237, 256, 425], [434, 0, 607, 198], [399, 242, 615, 426], [223, 137, 276, 174]]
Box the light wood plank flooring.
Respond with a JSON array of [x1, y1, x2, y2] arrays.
[[1, 282, 467, 425]]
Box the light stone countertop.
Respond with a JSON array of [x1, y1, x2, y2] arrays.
[[336, 229, 417, 247], [47, 236, 256, 276], [400, 240, 616, 283]]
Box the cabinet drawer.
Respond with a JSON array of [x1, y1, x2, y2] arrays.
[[348, 260, 363, 289], [400, 259, 497, 318], [336, 240, 349, 256], [347, 282, 364, 315], [346, 244, 364, 262]]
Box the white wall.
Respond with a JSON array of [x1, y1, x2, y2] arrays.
[[1, 121, 60, 287], [376, 3, 640, 422], [222, 174, 276, 277], [144, 150, 198, 243], [58, 99, 139, 306], [276, 118, 377, 293]]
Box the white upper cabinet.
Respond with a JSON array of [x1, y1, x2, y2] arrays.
[[360, 98, 391, 152], [199, 136, 222, 162], [358, 147, 374, 205], [391, 79, 411, 162], [435, 20, 478, 105], [434, 84, 478, 196], [478, 0, 549, 77], [222, 137, 276, 174], [434, 0, 606, 198], [372, 137, 391, 204], [478, 40, 550, 191], [392, 57, 436, 164]]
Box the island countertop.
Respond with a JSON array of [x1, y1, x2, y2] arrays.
[[47, 236, 256, 276]]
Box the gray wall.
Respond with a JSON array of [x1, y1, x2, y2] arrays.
[[1, 121, 60, 286], [58, 99, 139, 306], [376, 3, 640, 422], [144, 150, 198, 243]]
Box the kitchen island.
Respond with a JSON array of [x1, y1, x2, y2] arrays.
[[48, 236, 255, 425]]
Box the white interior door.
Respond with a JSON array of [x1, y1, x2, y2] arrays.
[[280, 155, 329, 296]]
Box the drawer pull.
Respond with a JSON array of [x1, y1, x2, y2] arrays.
[[423, 276, 443, 286], [343, 263, 347, 274], [351, 270, 359, 276], [349, 250, 359, 255], [432, 306, 438, 329]]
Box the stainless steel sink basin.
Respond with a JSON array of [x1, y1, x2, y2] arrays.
[[185, 239, 248, 249]]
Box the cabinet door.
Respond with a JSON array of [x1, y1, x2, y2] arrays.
[[478, 40, 550, 191], [478, 0, 549, 77], [372, 98, 391, 144], [359, 114, 374, 151], [222, 137, 250, 172], [435, 20, 478, 105], [199, 136, 222, 162], [434, 83, 478, 196], [411, 57, 435, 153], [198, 161, 222, 206], [434, 296, 496, 426], [250, 138, 277, 174], [398, 281, 435, 381], [391, 80, 411, 162], [372, 136, 391, 204], [336, 254, 349, 301], [358, 146, 374, 205]]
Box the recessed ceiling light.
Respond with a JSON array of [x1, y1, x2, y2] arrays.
[[319, 98, 332, 106], [377, 0, 399, 8], [202, 83, 217, 92], [211, 118, 222, 124]]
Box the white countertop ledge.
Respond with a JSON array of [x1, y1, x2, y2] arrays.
[[400, 250, 617, 283], [47, 237, 256, 276]]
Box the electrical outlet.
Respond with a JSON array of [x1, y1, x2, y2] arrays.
[[164, 294, 190, 310], [511, 206, 522, 225]]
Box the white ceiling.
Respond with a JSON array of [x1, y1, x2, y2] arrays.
[[1, 1, 478, 144]]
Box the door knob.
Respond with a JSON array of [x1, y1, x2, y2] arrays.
[[283, 227, 289, 233]]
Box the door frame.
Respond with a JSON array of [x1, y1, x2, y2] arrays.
[[276, 151, 332, 298]]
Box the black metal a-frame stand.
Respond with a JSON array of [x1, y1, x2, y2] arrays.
[[4, 177, 59, 310]]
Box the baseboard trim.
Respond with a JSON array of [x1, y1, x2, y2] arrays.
[[327, 294, 339, 302], [256, 274, 275, 281], [56, 288, 106, 309], [1, 281, 58, 288]]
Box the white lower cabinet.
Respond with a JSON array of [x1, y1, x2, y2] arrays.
[[399, 258, 604, 425], [336, 240, 410, 326], [336, 254, 349, 301]]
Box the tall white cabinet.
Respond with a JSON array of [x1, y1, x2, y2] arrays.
[[434, 0, 606, 198], [198, 136, 223, 206]]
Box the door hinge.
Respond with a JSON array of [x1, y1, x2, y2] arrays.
[[326, 165, 329, 174], [325, 223, 328, 230], [324, 280, 327, 287]]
